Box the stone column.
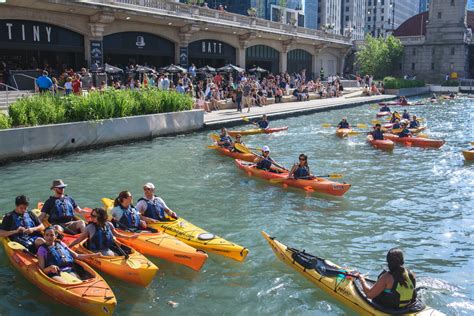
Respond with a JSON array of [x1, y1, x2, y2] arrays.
[[237, 41, 248, 69], [88, 13, 115, 67]]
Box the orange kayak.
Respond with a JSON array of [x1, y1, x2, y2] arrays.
[[384, 133, 445, 149], [227, 126, 288, 136], [1, 237, 116, 315], [62, 235, 158, 287], [336, 128, 353, 137], [367, 135, 394, 150], [211, 146, 257, 162], [463, 149, 474, 160], [235, 159, 351, 196], [95, 205, 208, 271]]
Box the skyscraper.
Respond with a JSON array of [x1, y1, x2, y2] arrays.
[[318, 0, 342, 35], [341, 0, 366, 40], [365, 0, 419, 37], [468, 0, 474, 10], [419, 0, 430, 12], [304, 0, 318, 29]]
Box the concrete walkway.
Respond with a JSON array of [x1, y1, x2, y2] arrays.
[[204, 94, 396, 128]]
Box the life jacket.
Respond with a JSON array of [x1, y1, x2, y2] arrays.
[[398, 128, 410, 138], [41, 241, 75, 268], [256, 157, 273, 170], [372, 129, 384, 140], [10, 210, 36, 230], [49, 197, 75, 223], [381, 106, 390, 112], [393, 123, 401, 129], [137, 197, 165, 221], [118, 206, 141, 229], [88, 223, 114, 251], [374, 269, 416, 309], [338, 121, 349, 128], [409, 120, 419, 128], [258, 120, 269, 129], [402, 113, 410, 119], [220, 135, 232, 148], [294, 166, 310, 179]]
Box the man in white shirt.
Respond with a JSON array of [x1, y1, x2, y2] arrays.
[[135, 183, 177, 221]]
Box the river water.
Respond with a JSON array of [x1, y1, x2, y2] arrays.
[[0, 96, 472, 315]]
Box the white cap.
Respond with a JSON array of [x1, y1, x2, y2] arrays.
[[262, 146, 270, 152], [144, 182, 155, 190]]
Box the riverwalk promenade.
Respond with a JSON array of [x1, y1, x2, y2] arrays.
[[203, 94, 397, 128]]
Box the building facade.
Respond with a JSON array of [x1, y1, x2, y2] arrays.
[[394, 0, 471, 82], [304, 0, 318, 29], [341, 0, 366, 40], [366, 0, 419, 37], [318, 0, 342, 35], [419, 0, 430, 13], [468, 0, 474, 10]]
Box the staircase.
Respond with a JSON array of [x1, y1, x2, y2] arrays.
[[0, 90, 33, 114]]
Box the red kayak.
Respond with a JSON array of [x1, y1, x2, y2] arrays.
[[367, 135, 394, 150], [210, 146, 257, 162], [227, 127, 288, 137], [378, 102, 424, 106], [376, 111, 391, 118], [235, 159, 351, 196], [384, 133, 445, 148]]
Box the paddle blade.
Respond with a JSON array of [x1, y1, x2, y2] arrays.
[[417, 134, 429, 138], [240, 115, 250, 122], [371, 120, 381, 125], [8, 241, 26, 251], [234, 143, 251, 154], [210, 133, 220, 141], [322, 123, 332, 128], [356, 124, 367, 129], [207, 145, 219, 149], [327, 174, 343, 179]]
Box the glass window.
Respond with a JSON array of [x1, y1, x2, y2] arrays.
[[438, 12, 442, 19], [411, 63, 415, 70]]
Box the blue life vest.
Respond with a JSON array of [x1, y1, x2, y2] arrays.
[[398, 128, 410, 138], [381, 106, 390, 112], [220, 135, 232, 148], [393, 123, 401, 129], [11, 211, 36, 230], [402, 112, 410, 119], [372, 129, 384, 140], [338, 121, 349, 128], [294, 166, 310, 179], [118, 206, 141, 229], [88, 224, 114, 251], [42, 242, 74, 268], [409, 120, 419, 128], [256, 157, 273, 170], [49, 197, 75, 223], [138, 197, 165, 221], [258, 120, 269, 129]]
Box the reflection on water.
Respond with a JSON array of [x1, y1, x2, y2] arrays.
[[0, 96, 472, 315]]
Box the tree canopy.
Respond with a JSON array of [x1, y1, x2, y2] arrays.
[[355, 35, 404, 79]]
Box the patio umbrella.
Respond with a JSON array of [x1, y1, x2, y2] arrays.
[[104, 63, 124, 74], [135, 65, 156, 73], [217, 64, 245, 73], [160, 64, 187, 73], [248, 66, 268, 73], [197, 65, 216, 73]]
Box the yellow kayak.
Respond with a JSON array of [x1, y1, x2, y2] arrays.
[[102, 198, 248, 262], [463, 149, 474, 160], [261, 231, 444, 316]]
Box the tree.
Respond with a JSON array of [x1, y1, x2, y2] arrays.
[[355, 35, 403, 78]]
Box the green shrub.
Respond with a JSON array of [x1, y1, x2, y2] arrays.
[[0, 113, 11, 129], [441, 80, 459, 87], [383, 77, 425, 89], [6, 89, 193, 128]]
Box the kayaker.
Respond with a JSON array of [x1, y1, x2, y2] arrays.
[[68, 208, 138, 256], [288, 154, 314, 180], [356, 248, 416, 309], [392, 119, 401, 130], [449, 92, 455, 99], [256, 114, 269, 129], [217, 127, 233, 148], [0, 195, 45, 252], [371, 124, 384, 140], [111, 191, 149, 231], [337, 117, 351, 129], [254, 146, 275, 171], [409, 115, 420, 129], [231, 134, 245, 152], [39, 180, 86, 234], [37, 226, 101, 284], [136, 183, 178, 222], [402, 110, 410, 120], [390, 112, 400, 123], [380, 105, 391, 112], [399, 96, 408, 105], [398, 122, 412, 138]]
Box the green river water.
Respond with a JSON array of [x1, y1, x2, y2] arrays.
[[0, 96, 472, 315]]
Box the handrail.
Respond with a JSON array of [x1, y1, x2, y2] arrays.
[[12, 73, 37, 90], [0, 82, 20, 92]]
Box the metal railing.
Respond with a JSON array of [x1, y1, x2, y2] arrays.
[[73, 0, 351, 45], [12, 73, 37, 90]]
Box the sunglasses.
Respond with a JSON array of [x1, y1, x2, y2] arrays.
[[55, 187, 65, 191], [144, 188, 152, 191], [299, 158, 306, 161], [90, 213, 98, 218]]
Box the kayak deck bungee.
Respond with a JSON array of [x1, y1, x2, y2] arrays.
[[261, 231, 444, 316], [211, 146, 257, 163], [367, 135, 395, 150], [384, 133, 445, 149], [235, 159, 350, 196], [101, 198, 248, 262], [227, 126, 288, 136], [62, 235, 159, 287], [1, 237, 116, 315], [463, 149, 474, 160]]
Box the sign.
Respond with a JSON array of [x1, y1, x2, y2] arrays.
[[188, 40, 236, 60], [201, 41, 223, 54], [103, 32, 174, 56], [180, 46, 188, 68], [90, 40, 103, 68]]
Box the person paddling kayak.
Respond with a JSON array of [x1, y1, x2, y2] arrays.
[[135, 183, 178, 221], [409, 115, 420, 128], [390, 112, 401, 123], [380, 105, 391, 112], [398, 122, 412, 138], [355, 248, 416, 310], [217, 127, 233, 148], [392, 119, 401, 130], [337, 117, 351, 129], [371, 124, 384, 140], [254, 146, 276, 171], [288, 154, 314, 179], [402, 110, 410, 120], [231, 134, 246, 152], [256, 114, 269, 129], [399, 96, 408, 105]]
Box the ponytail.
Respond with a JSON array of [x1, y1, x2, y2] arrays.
[[387, 248, 409, 287]]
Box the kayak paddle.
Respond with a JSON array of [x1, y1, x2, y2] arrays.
[[207, 145, 219, 149], [241, 115, 258, 126], [234, 143, 288, 171], [210, 133, 220, 141]]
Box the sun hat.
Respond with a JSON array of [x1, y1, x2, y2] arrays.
[[51, 179, 67, 190], [144, 183, 155, 190]]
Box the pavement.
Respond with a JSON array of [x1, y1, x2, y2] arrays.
[[203, 94, 397, 129]]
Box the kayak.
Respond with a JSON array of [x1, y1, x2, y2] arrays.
[[367, 135, 394, 150], [95, 203, 208, 271], [463, 149, 474, 160], [62, 235, 159, 287], [376, 111, 391, 117], [336, 128, 353, 138], [1, 237, 116, 315], [235, 159, 351, 196], [261, 231, 444, 316], [101, 198, 248, 262], [379, 102, 424, 106], [210, 146, 257, 163], [227, 126, 288, 136], [384, 133, 445, 149], [389, 126, 427, 134]]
